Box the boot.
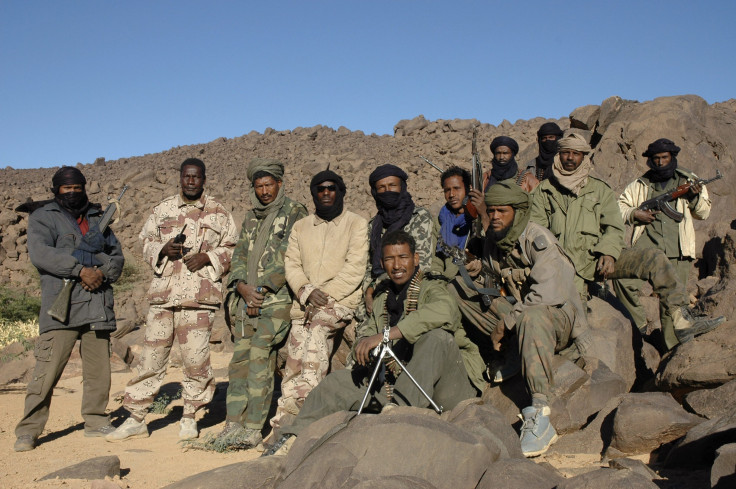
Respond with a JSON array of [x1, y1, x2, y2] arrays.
[[673, 307, 725, 345], [179, 417, 198, 440], [519, 405, 558, 457]]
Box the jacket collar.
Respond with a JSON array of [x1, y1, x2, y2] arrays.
[[177, 193, 206, 209], [313, 208, 347, 225]]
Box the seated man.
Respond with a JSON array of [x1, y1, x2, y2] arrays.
[[264, 230, 478, 456], [476, 180, 593, 457], [530, 134, 722, 352]]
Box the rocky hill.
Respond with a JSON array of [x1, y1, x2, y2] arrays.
[[1, 94, 735, 326]]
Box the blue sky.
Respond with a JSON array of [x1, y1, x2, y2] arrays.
[[1, 1, 734, 169]]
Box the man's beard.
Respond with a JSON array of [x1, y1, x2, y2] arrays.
[[491, 225, 511, 242]]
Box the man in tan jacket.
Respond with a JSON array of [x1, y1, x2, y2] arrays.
[[616, 138, 722, 349], [269, 170, 368, 433]]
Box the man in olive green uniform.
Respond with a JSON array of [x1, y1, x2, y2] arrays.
[[530, 134, 721, 352], [216, 158, 307, 449], [264, 230, 477, 456]]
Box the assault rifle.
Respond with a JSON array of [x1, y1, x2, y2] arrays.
[[638, 170, 722, 222], [436, 238, 515, 306], [48, 185, 128, 322]]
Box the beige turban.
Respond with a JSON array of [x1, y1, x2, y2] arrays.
[[557, 133, 592, 153], [553, 133, 593, 195]]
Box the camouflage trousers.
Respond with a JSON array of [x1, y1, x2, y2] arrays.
[[516, 304, 575, 402], [269, 300, 353, 432], [123, 305, 215, 419], [225, 304, 291, 430], [611, 247, 690, 350]]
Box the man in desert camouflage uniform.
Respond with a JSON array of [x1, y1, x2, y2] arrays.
[[107, 158, 238, 442], [214, 158, 307, 450], [268, 170, 368, 434]]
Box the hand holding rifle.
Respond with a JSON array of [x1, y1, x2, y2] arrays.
[[635, 170, 722, 223]]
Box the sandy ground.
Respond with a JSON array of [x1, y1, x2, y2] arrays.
[[0, 348, 711, 489], [0, 350, 260, 489]]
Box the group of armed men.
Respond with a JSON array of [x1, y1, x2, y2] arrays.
[[14, 123, 725, 459]]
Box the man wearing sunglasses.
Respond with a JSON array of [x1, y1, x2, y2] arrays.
[[268, 170, 368, 436]]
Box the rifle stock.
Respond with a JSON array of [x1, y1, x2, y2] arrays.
[[47, 185, 128, 323], [48, 279, 74, 322]]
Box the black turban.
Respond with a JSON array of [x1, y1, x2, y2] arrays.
[[368, 164, 415, 278], [643, 139, 680, 183], [490, 136, 519, 155], [310, 170, 346, 221], [52, 167, 86, 193], [369, 164, 408, 188], [537, 122, 563, 139], [642, 138, 681, 157], [51, 167, 89, 218], [535, 123, 564, 180]]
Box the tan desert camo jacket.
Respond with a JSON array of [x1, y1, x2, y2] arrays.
[[140, 193, 238, 309]]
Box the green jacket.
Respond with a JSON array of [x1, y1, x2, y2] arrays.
[[530, 176, 624, 292], [355, 274, 484, 391], [227, 196, 308, 321]]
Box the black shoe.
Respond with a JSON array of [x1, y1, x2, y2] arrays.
[[261, 434, 295, 457], [675, 315, 725, 344]]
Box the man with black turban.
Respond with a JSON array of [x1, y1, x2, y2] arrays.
[[465, 180, 593, 457], [472, 136, 538, 231], [526, 122, 564, 182], [15, 167, 124, 452], [616, 138, 722, 349], [362, 164, 434, 316], [209, 158, 307, 450], [268, 169, 368, 436]]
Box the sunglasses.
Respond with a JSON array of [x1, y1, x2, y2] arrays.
[[316, 185, 337, 192]]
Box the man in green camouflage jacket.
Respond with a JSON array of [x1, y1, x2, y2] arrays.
[[215, 158, 307, 449]]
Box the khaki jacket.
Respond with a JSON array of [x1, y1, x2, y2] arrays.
[[484, 222, 588, 337], [285, 209, 368, 318], [618, 168, 711, 258], [140, 193, 238, 309]]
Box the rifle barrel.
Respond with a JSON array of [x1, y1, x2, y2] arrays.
[[419, 156, 444, 173]]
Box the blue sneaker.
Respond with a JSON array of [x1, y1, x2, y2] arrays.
[[519, 405, 558, 457]]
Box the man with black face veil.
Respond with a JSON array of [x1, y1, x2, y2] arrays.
[[616, 138, 720, 349], [527, 122, 564, 183], [14, 167, 124, 452], [268, 170, 368, 434], [362, 164, 434, 316]]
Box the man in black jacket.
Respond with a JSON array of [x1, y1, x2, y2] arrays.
[[14, 167, 124, 452]]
